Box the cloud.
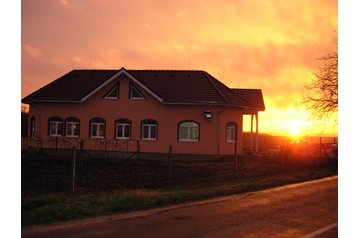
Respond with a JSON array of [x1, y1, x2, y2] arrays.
[[21, 0, 338, 135], [23, 44, 43, 59]]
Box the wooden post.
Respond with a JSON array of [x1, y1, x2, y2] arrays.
[[55, 136, 59, 159], [80, 139, 84, 167], [168, 145, 173, 185], [72, 147, 76, 193], [255, 113, 259, 153], [235, 141, 238, 177], [250, 114, 254, 151]]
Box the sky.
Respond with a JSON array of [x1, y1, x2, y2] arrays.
[[21, 0, 338, 136]]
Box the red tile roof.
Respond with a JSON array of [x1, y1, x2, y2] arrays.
[[22, 68, 261, 109], [232, 89, 265, 111]]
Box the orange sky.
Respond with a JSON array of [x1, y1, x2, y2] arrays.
[[21, 0, 338, 137]]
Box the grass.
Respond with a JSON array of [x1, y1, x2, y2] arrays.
[[22, 157, 337, 226]]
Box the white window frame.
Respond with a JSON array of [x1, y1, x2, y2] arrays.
[[66, 121, 80, 138], [130, 84, 145, 100], [178, 121, 199, 142], [49, 121, 63, 137], [116, 123, 131, 140], [226, 123, 236, 143], [142, 123, 157, 140], [91, 122, 105, 138], [104, 84, 119, 99]]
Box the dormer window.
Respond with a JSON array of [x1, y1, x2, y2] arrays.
[[130, 84, 144, 99], [104, 84, 119, 99]]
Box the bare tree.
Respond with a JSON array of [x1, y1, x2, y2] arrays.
[[304, 51, 338, 119]]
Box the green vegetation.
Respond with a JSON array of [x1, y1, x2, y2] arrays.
[[22, 158, 337, 226]]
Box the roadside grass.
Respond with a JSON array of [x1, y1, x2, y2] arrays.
[[22, 160, 337, 226]]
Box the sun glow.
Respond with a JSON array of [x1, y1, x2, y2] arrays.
[[290, 126, 299, 137]]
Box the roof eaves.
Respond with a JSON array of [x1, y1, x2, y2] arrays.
[[26, 99, 83, 103], [162, 100, 227, 106]]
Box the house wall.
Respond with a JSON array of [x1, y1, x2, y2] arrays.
[[219, 107, 243, 155], [28, 74, 244, 155]]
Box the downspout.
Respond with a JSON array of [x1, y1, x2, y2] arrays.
[[217, 105, 229, 155]]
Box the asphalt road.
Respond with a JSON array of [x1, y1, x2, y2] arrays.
[[22, 176, 338, 238]]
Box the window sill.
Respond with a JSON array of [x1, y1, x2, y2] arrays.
[[130, 97, 145, 100], [179, 139, 199, 142]]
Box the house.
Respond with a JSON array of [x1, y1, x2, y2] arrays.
[[22, 67, 265, 155]]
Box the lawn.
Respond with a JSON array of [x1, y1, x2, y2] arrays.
[[21, 152, 337, 226]]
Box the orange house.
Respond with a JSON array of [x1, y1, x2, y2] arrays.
[[22, 68, 265, 155]]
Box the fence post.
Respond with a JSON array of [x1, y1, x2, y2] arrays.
[[80, 139, 84, 167], [168, 145, 173, 185], [72, 147, 76, 193], [235, 141, 238, 177]]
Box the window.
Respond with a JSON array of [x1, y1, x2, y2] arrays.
[[178, 121, 199, 142], [130, 84, 144, 99], [141, 119, 157, 140], [226, 122, 237, 143], [115, 119, 131, 139], [104, 84, 119, 99], [65, 117, 80, 137], [48, 116, 63, 137], [30, 116, 35, 138], [90, 118, 106, 138]]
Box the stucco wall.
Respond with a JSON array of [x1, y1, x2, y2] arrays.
[[28, 74, 244, 155]]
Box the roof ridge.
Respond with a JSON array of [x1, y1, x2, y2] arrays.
[[127, 69, 203, 72], [72, 69, 119, 71], [202, 72, 228, 104], [232, 88, 262, 91]]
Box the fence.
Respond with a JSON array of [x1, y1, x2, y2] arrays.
[[21, 137, 139, 153]]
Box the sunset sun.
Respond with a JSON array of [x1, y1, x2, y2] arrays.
[[290, 126, 299, 136]]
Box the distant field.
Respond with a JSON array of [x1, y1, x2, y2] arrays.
[[21, 152, 337, 226]]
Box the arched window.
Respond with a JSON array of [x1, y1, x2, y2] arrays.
[[30, 116, 35, 138], [65, 117, 80, 137], [90, 118, 106, 138], [48, 116, 63, 137], [226, 122, 237, 143], [115, 118, 131, 139], [141, 119, 157, 140], [178, 121, 199, 142]]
